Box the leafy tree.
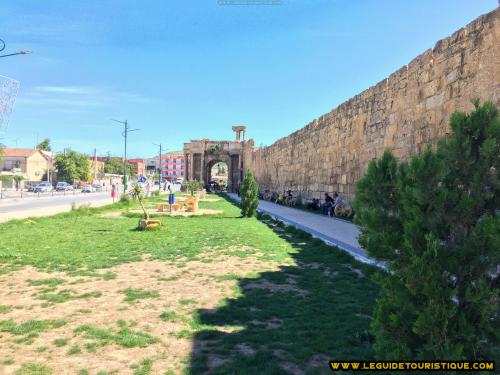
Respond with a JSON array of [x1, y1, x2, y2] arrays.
[[104, 155, 129, 175], [130, 183, 149, 220], [36, 138, 51, 151], [54, 150, 90, 182], [353, 100, 500, 360], [13, 175, 23, 190], [240, 169, 259, 217]]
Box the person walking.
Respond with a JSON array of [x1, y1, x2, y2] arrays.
[[111, 183, 116, 203]]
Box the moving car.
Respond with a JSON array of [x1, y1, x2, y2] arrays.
[[33, 182, 54, 193], [56, 182, 74, 191], [82, 184, 96, 193]]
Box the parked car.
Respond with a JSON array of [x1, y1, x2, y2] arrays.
[[91, 183, 102, 192], [56, 182, 74, 191], [26, 183, 37, 192], [82, 184, 96, 193], [33, 182, 54, 193]]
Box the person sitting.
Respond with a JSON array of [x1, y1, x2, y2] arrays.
[[307, 198, 320, 210], [276, 192, 285, 205], [271, 191, 278, 203], [330, 193, 343, 216], [321, 193, 334, 215]]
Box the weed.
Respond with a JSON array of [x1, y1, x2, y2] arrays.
[[102, 271, 117, 280], [2, 357, 14, 365], [159, 311, 178, 321], [121, 288, 159, 303], [74, 320, 158, 348], [16, 363, 52, 375], [131, 358, 153, 375], [52, 338, 68, 347], [67, 344, 81, 355], [157, 276, 178, 282], [27, 278, 64, 287], [37, 289, 102, 304], [0, 305, 11, 314]]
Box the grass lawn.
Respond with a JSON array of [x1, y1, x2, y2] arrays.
[[0, 194, 378, 374]]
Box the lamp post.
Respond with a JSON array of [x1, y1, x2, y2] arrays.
[[111, 119, 139, 192], [0, 39, 32, 58]]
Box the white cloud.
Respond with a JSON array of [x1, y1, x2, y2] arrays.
[[18, 85, 151, 113], [34, 86, 95, 95]]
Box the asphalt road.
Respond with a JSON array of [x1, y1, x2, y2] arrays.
[[0, 191, 114, 222]]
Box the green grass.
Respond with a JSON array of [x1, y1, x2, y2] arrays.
[[16, 363, 52, 375], [0, 319, 66, 345], [102, 271, 117, 280], [131, 358, 154, 375], [67, 344, 82, 355], [0, 319, 66, 335], [0, 305, 12, 314], [121, 288, 160, 303], [37, 289, 102, 304], [74, 320, 158, 348], [159, 311, 178, 321], [27, 278, 65, 287], [52, 338, 68, 347], [2, 357, 14, 365], [0, 196, 289, 274], [0, 194, 379, 373]]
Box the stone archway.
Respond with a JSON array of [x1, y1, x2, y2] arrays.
[[183, 126, 253, 193], [205, 160, 229, 189]]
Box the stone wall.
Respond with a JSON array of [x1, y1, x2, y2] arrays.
[[251, 8, 500, 202]]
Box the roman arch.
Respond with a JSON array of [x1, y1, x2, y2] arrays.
[[183, 126, 254, 192]]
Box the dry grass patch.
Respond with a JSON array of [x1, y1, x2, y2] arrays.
[[0, 255, 277, 374]]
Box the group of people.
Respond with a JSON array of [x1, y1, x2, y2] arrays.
[[307, 192, 343, 217]]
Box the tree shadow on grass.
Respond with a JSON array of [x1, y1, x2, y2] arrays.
[[187, 214, 380, 374]]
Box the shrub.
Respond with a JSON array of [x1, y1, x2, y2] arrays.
[[353, 100, 500, 359], [182, 179, 202, 196], [119, 193, 130, 203], [240, 169, 259, 217]]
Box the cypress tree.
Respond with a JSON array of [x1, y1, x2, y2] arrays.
[[354, 100, 500, 359], [240, 169, 259, 217]]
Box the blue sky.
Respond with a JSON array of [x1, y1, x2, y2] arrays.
[[0, 0, 497, 158]]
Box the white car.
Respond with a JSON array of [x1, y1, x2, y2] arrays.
[[82, 184, 96, 193], [56, 182, 74, 191], [33, 182, 54, 193]]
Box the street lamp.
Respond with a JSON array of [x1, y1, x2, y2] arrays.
[[0, 39, 32, 58], [111, 119, 140, 192]]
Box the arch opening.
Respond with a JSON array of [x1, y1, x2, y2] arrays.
[[206, 160, 229, 192]]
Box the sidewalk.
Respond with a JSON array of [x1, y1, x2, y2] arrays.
[[227, 193, 379, 266]]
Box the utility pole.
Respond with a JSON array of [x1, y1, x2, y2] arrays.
[[93, 148, 97, 182], [153, 143, 164, 188], [111, 119, 139, 192]]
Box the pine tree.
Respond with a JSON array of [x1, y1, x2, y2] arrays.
[[240, 169, 259, 217], [354, 100, 500, 360]]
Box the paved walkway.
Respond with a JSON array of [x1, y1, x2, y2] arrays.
[[227, 193, 380, 266]]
